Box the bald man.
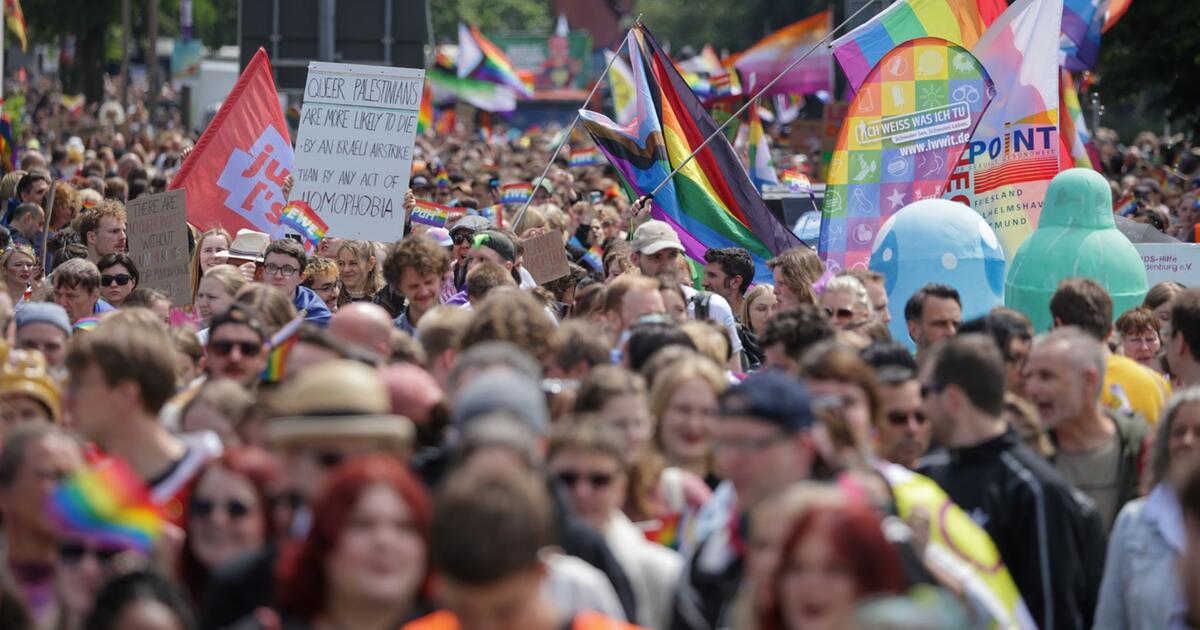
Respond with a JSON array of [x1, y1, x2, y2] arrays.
[[328, 302, 394, 359]]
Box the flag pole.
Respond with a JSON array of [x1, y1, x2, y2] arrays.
[[511, 16, 641, 228], [647, 1, 878, 198]]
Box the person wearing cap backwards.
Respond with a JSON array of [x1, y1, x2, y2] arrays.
[[630, 220, 745, 369], [448, 215, 491, 291], [670, 370, 818, 630], [260, 238, 332, 327], [199, 359, 414, 629], [14, 302, 71, 372], [0, 350, 62, 434], [64, 309, 222, 524], [204, 304, 269, 388]]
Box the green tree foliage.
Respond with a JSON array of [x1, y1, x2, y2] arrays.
[[430, 0, 553, 45], [1096, 0, 1200, 137]]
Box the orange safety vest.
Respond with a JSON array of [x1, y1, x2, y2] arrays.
[[401, 610, 645, 630]]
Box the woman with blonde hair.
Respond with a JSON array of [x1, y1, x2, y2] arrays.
[[334, 239, 383, 305], [0, 245, 37, 306], [649, 356, 728, 488], [766, 247, 825, 308], [234, 284, 299, 335], [194, 264, 248, 342], [189, 227, 232, 305]]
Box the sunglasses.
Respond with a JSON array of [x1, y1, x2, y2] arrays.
[[59, 541, 121, 566], [101, 274, 133, 287], [556, 470, 615, 489], [452, 232, 473, 245], [190, 497, 253, 520], [824, 307, 855, 320], [885, 410, 927, 426], [208, 339, 263, 357]]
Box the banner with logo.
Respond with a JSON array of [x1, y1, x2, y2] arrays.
[[942, 0, 1063, 261], [169, 48, 293, 238], [820, 38, 993, 272]]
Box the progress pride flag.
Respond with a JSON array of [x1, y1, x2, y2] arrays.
[[170, 48, 293, 238]]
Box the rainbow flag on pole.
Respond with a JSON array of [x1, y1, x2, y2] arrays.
[[412, 199, 452, 227], [1059, 70, 1094, 169], [832, 0, 1007, 91], [458, 24, 533, 98], [279, 200, 328, 251], [1060, 0, 1106, 70], [730, 9, 833, 97], [781, 170, 812, 194], [747, 106, 778, 191], [579, 25, 802, 285], [47, 458, 164, 552]]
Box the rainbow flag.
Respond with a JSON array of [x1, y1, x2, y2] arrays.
[[471, 204, 503, 226], [832, 0, 1007, 91], [47, 458, 164, 552], [730, 9, 833, 97], [1059, 70, 1094, 169], [582, 244, 604, 273], [412, 199, 452, 227], [4, 0, 26, 52], [500, 182, 532, 206], [579, 25, 802, 286], [427, 68, 517, 114], [1114, 192, 1138, 217], [279, 200, 328, 251], [435, 168, 450, 189], [781, 169, 812, 194], [747, 105, 778, 191], [1060, 0, 1107, 71], [417, 81, 434, 134], [458, 24, 533, 98], [569, 147, 601, 168], [261, 315, 304, 383], [641, 513, 681, 550]]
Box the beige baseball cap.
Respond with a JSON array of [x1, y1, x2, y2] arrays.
[[631, 220, 684, 255]]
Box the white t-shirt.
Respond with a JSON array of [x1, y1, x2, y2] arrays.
[[680, 285, 744, 355]]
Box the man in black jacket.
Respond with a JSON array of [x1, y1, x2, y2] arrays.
[[919, 334, 1106, 630]]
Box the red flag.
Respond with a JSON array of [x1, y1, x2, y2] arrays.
[[170, 48, 293, 238]]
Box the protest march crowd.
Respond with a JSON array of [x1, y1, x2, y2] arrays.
[[2, 3, 1200, 630]]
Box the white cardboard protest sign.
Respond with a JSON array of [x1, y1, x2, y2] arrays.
[[126, 189, 191, 305], [1135, 243, 1200, 288], [291, 62, 424, 241]]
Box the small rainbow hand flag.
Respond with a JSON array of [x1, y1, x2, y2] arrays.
[[280, 200, 329, 250], [436, 168, 451, 189], [471, 204, 503, 226], [412, 199, 453, 227], [581, 244, 604, 273], [569, 147, 601, 168], [1115, 192, 1139, 217], [500, 182, 533, 205], [781, 169, 812, 194], [261, 314, 305, 383], [47, 458, 164, 552]]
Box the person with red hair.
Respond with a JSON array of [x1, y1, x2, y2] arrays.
[[266, 455, 433, 629], [179, 447, 277, 605], [758, 505, 905, 630]]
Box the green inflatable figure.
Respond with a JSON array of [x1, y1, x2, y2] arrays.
[[1006, 168, 1148, 333]]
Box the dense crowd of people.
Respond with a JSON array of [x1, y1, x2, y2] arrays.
[[0, 74, 1199, 630]]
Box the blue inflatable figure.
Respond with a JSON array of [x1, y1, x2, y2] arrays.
[[870, 199, 1007, 351]]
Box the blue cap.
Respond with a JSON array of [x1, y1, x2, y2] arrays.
[[15, 302, 72, 337], [719, 370, 814, 432]]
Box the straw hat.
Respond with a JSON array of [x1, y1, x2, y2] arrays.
[[0, 350, 63, 423], [267, 360, 413, 447]]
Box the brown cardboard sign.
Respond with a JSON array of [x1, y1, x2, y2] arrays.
[[126, 189, 191, 305], [520, 229, 570, 285]]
